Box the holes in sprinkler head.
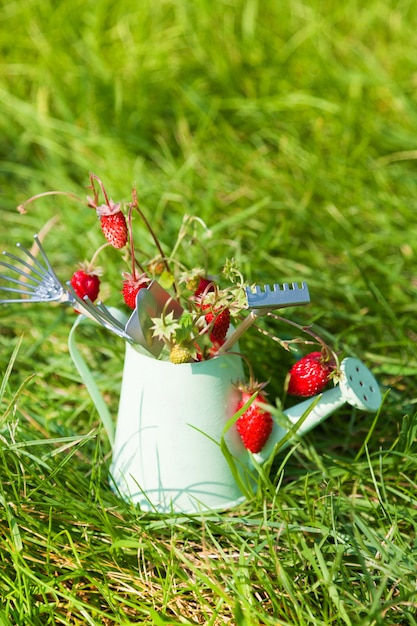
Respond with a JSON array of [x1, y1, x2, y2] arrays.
[[342, 358, 381, 412]]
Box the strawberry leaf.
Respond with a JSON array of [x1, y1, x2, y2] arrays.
[[151, 310, 181, 342], [174, 311, 195, 344]]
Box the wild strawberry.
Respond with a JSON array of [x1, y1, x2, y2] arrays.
[[185, 275, 201, 292], [287, 351, 333, 397], [122, 272, 150, 309], [100, 211, 128, 249], [70, 267, 100, 302], [202, 305, 230, 343], [235, 384, 273, 453], [147, 257, 165, 276], [194, 277, 215, 298], [93, 200, 128, 249], [169, 344, 192, 364]]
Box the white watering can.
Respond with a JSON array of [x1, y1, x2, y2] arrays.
[[69, 319, 382, 514]]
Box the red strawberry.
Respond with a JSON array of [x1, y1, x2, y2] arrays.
[[122, 272, 150, 309], [94, 200, 128, 249], [202, 305, 230, 343], [100, 212, 128, 249], [70, 268, 100, 302], [235, 385, 273, 453], [194, 277, 215, 298], [287, 351, 333, 397]]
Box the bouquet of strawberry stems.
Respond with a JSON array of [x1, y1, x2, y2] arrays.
[[1, 173, 341, 455]]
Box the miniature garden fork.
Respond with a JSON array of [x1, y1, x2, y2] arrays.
[[0, 235, 69, 305], [0, 236, 133, 341]]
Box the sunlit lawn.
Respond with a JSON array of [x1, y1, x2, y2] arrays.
[[1, 0, 417, 623]]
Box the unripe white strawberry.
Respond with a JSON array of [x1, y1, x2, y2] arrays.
[[169, 344, 192, 364]]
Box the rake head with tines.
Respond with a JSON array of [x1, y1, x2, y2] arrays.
[[245, 282, 310, 309], [218, 280, 310, 354], [0, 235, 69, 304]]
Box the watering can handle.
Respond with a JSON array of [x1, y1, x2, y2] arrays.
[[68, 314, 115, 445]]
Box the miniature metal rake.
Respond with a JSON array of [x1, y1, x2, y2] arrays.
[[218, 281, 310, 353]]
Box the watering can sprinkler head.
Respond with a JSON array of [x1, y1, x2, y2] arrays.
[[252, 357, 382, 465], [337, 357, 381, 412]]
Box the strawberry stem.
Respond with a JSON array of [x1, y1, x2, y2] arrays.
[[169, 215, 211, 271], [88, 242, 111, 268], [17, 191, 82, 214], [266, 312, 339, 370], [225, 352, 270, 404], [226, 350, 257, 388], [127, 205, 139, 280], [128, 188, 179, 297], [254, 324, 313, 352], [128, 189, 169, 272], [89, 173, 111, 207]]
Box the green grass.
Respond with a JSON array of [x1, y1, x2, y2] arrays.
[[1, 0, 417, 623]]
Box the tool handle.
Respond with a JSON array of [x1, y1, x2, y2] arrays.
[[68, 314, 115, 444], [217, 309, 261, 354]]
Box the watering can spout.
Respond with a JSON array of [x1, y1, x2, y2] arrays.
[[252, 358, 382, 465]]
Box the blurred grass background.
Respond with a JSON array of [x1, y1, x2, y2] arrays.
[[1, 0, 417, 624]]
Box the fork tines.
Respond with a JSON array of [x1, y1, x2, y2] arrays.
[[245, 282, 310, 309], [67, 283, 133, 342], [0, 235, 67, 304]]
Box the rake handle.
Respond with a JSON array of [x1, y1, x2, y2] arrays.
[[217, 309, 265, 354]]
